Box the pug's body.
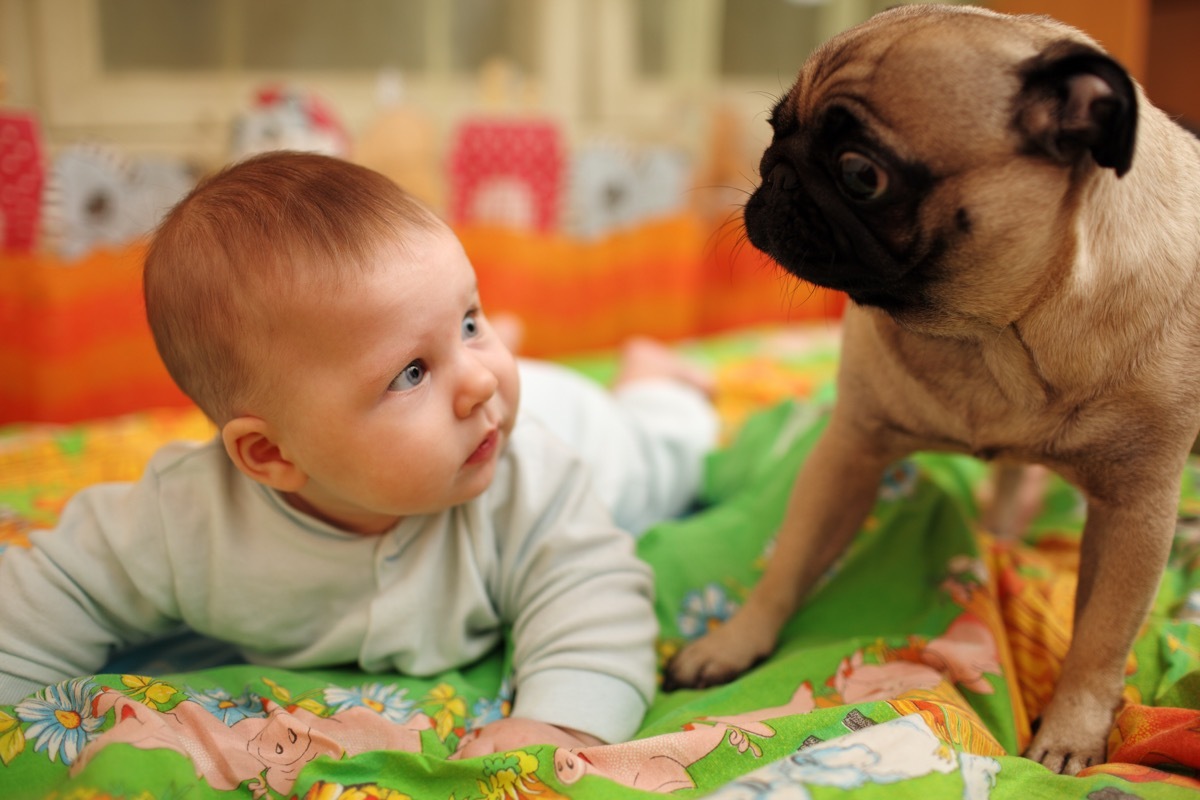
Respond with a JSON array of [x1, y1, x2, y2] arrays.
[[666, 4, 1200, 775]]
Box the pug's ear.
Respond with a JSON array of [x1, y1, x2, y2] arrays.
[[1015, 41, 1138, 177]]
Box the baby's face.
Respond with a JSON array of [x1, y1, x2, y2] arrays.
[[264, 226, 520, 533]]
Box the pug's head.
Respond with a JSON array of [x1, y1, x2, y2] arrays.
[[743, 5, 1137, 330]]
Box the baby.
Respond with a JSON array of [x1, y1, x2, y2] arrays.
[[0, 152, 718, 756]]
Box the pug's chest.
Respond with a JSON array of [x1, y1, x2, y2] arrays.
[[854, 310, 1185, 466], [873, 334, 1110, 464], [886, 375, 1056, 459], [911, 384, 1074, 461]]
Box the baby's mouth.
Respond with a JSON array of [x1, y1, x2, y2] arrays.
[[465, 429, 498, 465]]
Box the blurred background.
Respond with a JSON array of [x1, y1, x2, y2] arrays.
[[0, 0, 1196, 423], [4, 1, 1195, 218]]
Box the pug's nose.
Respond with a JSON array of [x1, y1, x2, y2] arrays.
[[766, 163, 798, 191]]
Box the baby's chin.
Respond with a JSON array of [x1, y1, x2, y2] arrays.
[[454, 458, 501, 506]]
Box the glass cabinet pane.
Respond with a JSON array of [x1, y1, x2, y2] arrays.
[[636, 0, 669, 78], [238, 1, 428, 71], [718, 0, 824, 79], [98, 0, 226, 71], [450, 0, 539, 74], [96, 0, 544, 74]]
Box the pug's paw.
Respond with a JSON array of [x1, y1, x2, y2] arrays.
[[663, 614, 775, 691], [1024, 700, 1113, 775]]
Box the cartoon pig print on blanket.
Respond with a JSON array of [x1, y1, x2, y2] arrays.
[[71, 688, 432, 798], [553, 615, 1002, 795], [554, 681, 816, 792], [834, 613, 1002, 703]]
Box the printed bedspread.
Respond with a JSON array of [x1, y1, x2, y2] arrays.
[[2, 325, 1200, 800]]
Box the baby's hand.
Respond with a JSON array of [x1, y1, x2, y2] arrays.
[[449, 718, 603, 760]]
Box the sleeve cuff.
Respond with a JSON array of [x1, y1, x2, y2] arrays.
[[510, 668, 650, 744]]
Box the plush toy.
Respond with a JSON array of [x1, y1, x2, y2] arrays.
[[446, 59, 562, 232], [353, 72, 444, 213], [565, 141, 690, 239], [447, 118, 564, 232], [0, 108, 44, 252], [230, 85, 350, 162], [42, 145, 193, 261], [42, 145, 137, 261]]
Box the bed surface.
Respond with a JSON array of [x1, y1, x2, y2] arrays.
[[2, 324, 1199, 799]]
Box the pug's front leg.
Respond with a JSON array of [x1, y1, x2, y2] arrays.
[[665, 414, 895, 689], [1024, 492, 1176, 774]]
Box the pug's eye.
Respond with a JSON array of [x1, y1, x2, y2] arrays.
[[838, 152, 888, 201]]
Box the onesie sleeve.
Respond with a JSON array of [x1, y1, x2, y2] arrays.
[[490, 422, 658, 743], [0, 468, 179, 703]]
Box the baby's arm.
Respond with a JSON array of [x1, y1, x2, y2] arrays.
[[0, 479, 177, 702], [493, 426, 659, 744], [449, 717, 602, 759]]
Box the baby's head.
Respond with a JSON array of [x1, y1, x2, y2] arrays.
[[145, 151, 443, 426], [145, 152, 520, 533]]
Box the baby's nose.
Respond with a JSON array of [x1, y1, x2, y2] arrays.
[[455, 357, 499, 417]]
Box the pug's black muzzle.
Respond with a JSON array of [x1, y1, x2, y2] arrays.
[[743, 150, 930, 313]]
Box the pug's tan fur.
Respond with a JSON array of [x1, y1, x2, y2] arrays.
[[666, 4, 1200, 775]]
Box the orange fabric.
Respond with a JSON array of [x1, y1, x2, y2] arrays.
[[463, 214, 845, 358], [0, 214, 845, 424], [0, 243, 193, 423], [1106, 705, 1200, 772]]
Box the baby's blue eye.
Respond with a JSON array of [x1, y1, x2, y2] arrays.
[[389, 360, 426, 391], [462, 312, 479, 339]]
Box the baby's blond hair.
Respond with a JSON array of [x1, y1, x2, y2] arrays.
[[144, 151, 443, 424]]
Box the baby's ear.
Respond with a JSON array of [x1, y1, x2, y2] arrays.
[[221, 417, 307, 492]]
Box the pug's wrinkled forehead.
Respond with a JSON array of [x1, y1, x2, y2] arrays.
[[771, 5, 1098, 176]]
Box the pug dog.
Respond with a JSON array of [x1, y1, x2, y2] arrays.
[[666, 3, 1200, 776]]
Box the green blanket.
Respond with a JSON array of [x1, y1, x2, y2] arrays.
[[3, 334, 1200, 799]]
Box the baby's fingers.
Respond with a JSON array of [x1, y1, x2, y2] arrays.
[[448, 729, 484, 760]]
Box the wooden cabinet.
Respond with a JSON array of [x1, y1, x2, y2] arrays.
[[1145, 0, 1200, 127]]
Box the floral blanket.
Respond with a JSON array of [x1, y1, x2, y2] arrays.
[[2, 326, 1200, 799]]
